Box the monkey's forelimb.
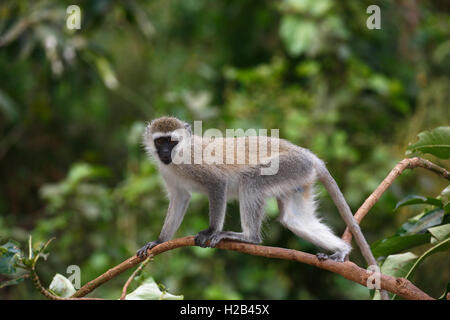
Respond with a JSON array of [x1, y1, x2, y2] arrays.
[[137, 187, 190, 258]]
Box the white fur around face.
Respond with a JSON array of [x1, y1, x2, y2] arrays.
[[152, 132, 172, 140], [143, 128, 193, 167], [152, 128, 188, 140], [143, 132, 175, 157]]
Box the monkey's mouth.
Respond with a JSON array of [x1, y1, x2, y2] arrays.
[[160, 156, 172, 164]]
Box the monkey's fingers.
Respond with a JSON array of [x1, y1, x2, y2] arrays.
[[194, 228, 217, 248], [316, 252, 347, 262], [328, 251, 346, 262], [316, 253, 329, 261], [136, 240, 161, 258]]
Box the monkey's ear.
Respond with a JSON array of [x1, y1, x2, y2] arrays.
[[144, 121, 152, 136], [184, 122, 192, 134]]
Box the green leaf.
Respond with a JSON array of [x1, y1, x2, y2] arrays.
[[396, 208, 444, 236], [395, 195, 442, 210], [125, 277, 183, 300], [374, 208, 446, 257], [428, 223, 450, 243], [0, 241, 22, 275], [392, 238, 450, 301], [381, 252, 418, 278], [371, 234, 431, 258], [392, 239, 450, 300], [408, 238, 450, 278], [391, 238, 450, 300], [407, 126, 450, 159], [444, 202, 450, 214]]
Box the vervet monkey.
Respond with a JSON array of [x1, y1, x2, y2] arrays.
[[137, 116, 376, 266]]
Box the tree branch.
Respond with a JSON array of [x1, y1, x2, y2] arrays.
[[67, 156, 447, 300], [342, 157, 450, 242], [71, 236, 433, 300]]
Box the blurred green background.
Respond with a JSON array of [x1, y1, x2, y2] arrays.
[[0, 0, 449, 299]]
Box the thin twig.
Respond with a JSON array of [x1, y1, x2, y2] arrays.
[[342, 157, 450, 243], [120, 256, 152, 300]]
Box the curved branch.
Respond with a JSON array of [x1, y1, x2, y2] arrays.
[[342, 157, 450, 242], [71, 236, 433, 300], [69, 156, 446, 300]]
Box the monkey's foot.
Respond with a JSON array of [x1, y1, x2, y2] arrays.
[[208, 231, 261, 248], [329, 251, 346, 262], [316, 253, 329, 261], [194, 228, 218, 248], [316, 251, 346, 262], [136, 239, 162, 258]]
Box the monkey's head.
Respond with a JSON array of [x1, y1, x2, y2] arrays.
[[144, 116, 192, 165]]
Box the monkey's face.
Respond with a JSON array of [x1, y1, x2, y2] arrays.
[[154, 137, 178, 164]]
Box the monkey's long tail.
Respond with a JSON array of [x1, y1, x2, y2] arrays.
[[317, 167, 378, 268]]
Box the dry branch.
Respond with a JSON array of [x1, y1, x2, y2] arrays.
[[342, 157, 450, 242], [71, 236, 433, 300]]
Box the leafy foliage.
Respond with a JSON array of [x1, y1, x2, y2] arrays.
[[0, 241, 22, 275]]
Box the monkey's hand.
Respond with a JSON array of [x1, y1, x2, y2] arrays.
[[194, 228, 218, 248], [136, 239, 162, 258]]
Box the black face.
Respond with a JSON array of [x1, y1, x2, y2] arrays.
[[154, 137, 178, 164]]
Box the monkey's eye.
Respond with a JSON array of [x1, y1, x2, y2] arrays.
[[154, 137, 166, 146], [169, 139, 178, 146]]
